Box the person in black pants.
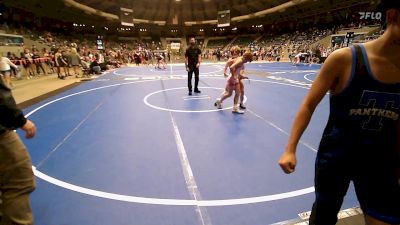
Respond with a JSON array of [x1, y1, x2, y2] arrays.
[[279, 1, 400, 224], [0, 74, 37, 225], [185, 37, 202, 95]]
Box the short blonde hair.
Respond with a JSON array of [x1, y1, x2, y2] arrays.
[[230, 45, 240, 55], [243, 52, 253, 61]]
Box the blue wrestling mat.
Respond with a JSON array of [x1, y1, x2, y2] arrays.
[[21, 62, 360, 225]]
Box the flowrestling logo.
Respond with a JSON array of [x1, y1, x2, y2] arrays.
[[359, 12, 382, 20]]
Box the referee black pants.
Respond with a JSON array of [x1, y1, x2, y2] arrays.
[[187, 67, 199, 92]]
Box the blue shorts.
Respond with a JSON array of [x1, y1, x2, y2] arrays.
[[312, 145, 400, 224]]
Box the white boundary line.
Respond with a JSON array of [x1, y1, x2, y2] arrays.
[[113, 65, 224, 77], [182, 95, 209, 99], [26, 77, 317, 206], [143, 87, 247, 113], [183, 97, 211, 101], [247, 109, 318, 153], [166, 95, 212, 224], [303, 73, 317, 83], [32, 167, 314, 206], [36, 102, 106, 168]]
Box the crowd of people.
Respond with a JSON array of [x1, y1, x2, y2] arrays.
[[5, 45, 172, 82], [199, 27, 333, 64], [0, 14, 387, 87], [0, 21, 173, 83], [0, 27, 174, 84], [6, 46, 115, 82], [196, 17, 383, 65]]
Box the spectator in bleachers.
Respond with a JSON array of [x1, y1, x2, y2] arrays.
[[64, 50, 72, 77], [32, 49, 47, 76], [31, 45, 37, 53], [55, 49, 67, 79], [133, 51, 141, 66], [6, 52, 17, 78], [147, 50, 155, 66], [50, 44, 57, 54], [42, 48, 55, 74], [90, 59, 101, 75], [216, 49, 222, 61], [96, 51, 105, 64], [23, 48, 36, 79], [0, 55, 19, 88], [69, 48, 82, 77]]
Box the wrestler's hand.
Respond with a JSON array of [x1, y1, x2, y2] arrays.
[[279, 150, 297, 174], [21, 119, 36, 139]]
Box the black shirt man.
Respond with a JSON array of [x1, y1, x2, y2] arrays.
[[185, 37, 202, 95]]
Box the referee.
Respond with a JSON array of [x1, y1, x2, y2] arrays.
[[185, 37, 202, 95]]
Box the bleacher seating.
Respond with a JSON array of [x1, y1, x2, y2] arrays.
[[230, 36, 256, 48], [207, 38, 232, 49]]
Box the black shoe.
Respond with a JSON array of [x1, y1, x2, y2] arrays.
[[188, 91, 192, 96], [240, 104, 246, 110], [194, 89, 201, 93]]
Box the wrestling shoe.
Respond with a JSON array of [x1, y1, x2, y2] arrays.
[[214, 99, 222, 109], [232, 107, 245, 114]]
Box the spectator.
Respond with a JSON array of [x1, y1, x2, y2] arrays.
[[23, 49, 35, 79], [133, 51, 141, 66], [63, 50, 71, 76], [0, 55, 19, 87], [42, 48, 55, 74], [90, 59, 101, 75], [69, 48, 81, 77], [32, 49, 46, 75], [55, 49, 67, 79]]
